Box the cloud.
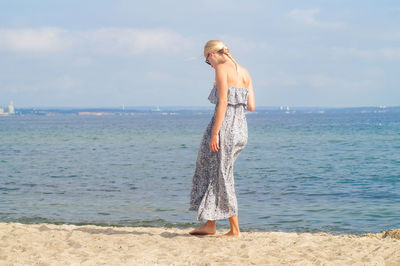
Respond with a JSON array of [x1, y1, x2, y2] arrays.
[[331, 47, 400, 61], [262, 71, 378, 93], [86, 27, 193, 56], [0, 27, 193, 56], [305, 74, 378, 93], [382, 47, 400, 60], [3, 74, 82, 95], [0, 27, 73, 52], [288, 8, 345, 29]]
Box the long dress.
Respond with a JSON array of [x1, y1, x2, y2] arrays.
[[189, 84, 249, 221]]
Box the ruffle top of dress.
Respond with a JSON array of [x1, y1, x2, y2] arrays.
[[208, 85, 249, 106]]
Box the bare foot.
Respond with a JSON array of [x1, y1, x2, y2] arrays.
[[189, 222, 216, 235], [216, 230, 240, 238]]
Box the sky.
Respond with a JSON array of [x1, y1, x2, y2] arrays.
[[0, 0, 399, 108]]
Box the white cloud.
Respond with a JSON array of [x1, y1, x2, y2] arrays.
[[382, 47, 400, 60], [3, 74, 82, 94], [0, 27, 193, 56], [305, 74, 377, 92], [264, 71, 378, 93], [331, 47, 400, 61], [288, 8, 345, 29], [0, 27, 73, 52], [86, 27, 193, 56]]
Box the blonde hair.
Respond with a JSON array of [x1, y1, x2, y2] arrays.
[[204, 40, 238, 72]]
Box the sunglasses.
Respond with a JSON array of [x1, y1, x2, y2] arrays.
[[205, 53, 211, 66]]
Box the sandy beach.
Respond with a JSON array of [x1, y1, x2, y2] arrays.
[[0, 222, 399, 265]]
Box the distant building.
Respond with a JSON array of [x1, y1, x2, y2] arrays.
[[8, 101, 15, 114], [0, 101, 15, 115]]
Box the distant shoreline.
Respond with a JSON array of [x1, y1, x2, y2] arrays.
[[2, 105, 399, 116]]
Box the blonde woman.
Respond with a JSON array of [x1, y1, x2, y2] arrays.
[[189, 40, 255, 237]]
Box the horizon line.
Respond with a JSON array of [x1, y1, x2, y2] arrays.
[[11, 105, 399, 109]]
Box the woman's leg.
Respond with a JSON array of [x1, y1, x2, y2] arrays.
[[188, 220, 216, 235], [216, 215, 240, 238]]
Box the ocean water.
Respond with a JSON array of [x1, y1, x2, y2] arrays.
[[1, 110, 399, 235]]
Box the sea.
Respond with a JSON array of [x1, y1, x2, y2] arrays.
[[1, 107, 399, 235]]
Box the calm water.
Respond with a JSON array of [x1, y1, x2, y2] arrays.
[[1, 110, 399, 234]]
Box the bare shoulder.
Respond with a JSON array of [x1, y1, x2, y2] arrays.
[[237, 65, 253, 89], [215, 63, 228, 72], [214, 63, 229, 80], [238, 64, 249, 75]]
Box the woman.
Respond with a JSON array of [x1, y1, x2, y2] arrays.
[[188, 40, 255, 238]]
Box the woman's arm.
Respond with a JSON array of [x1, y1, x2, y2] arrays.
[[246, 76, 256, 112], [209, 64, 228, 152]]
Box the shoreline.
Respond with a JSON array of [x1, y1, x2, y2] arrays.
[[1, 222, 399, 265], [2, 218, 397, 236]]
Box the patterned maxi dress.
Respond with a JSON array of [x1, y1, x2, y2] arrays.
[[189, 84, 249, 221]]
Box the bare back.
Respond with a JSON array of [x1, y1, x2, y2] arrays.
[[214, 59, 252, 89], [227, 65, 250, 89], [212, 55, 255, 112]]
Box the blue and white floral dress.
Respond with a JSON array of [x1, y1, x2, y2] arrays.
[[189, 84, 249, 221]]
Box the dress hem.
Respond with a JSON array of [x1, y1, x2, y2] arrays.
[[197, 212, 239, 221], [188, 207, 238, 221]]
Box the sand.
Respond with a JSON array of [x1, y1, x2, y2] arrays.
[[0, 222, 399, 265]]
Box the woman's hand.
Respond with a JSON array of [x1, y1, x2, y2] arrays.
[[209, 134, 220, 152]]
